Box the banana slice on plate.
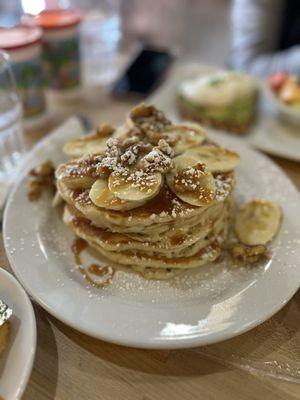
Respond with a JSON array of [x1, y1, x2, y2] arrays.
[[166, 154, 216, 207], [235, 199, 282, 245], [108, 169, 163, 202], [90, 178, 145, 211], [186, 145, 240, 173], [163, 123, 205, 154], [63, 124, 114, 157]]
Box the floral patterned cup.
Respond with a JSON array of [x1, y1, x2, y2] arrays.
[[22, 9, 81, 92], [0, 26, 46, 119]]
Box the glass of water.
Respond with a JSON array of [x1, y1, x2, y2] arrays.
[[79, 0, 121, 86], [0, 51, 25, 182]]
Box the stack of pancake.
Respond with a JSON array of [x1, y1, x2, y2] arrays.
[[56, 104, 240, 279]]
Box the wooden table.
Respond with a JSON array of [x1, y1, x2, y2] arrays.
[[1, 73, 300, 400]]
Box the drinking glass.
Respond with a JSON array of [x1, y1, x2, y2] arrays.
[[0, 51, 25, 182], [78, 0, 121, 86]]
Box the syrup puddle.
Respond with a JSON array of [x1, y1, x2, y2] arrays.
[[71, 238, 115, 288]]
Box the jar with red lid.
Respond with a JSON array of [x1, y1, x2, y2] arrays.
[[22, 9, 81, 92], [0, 26, 46, 119]]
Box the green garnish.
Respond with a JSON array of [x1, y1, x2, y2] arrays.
[[209, 77, 225, 87]]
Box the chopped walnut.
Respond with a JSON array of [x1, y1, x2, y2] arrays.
[[27, 160, 56, 201], [145, 130, 163, 145], [157, 139, 174, 157], [98, 138, 123, 173], [139, 148, 174, 173], [122, 135, 141, 148], [162, 134, 177, 146], [29, 160, 54, 177], [120, 144, 141, 165], [129, 104, 172, 135], [229, 243, 267, 264], [95, 124, 114, 138], [105, 138, 122, 158], [27, 179, 44, 201]]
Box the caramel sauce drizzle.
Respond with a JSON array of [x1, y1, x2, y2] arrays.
[[71, 238, 88, 265], [71, 238, 114, 288], [170, 233, 186, 246]]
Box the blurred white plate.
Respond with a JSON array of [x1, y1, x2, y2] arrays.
[[0, 268, 36, 400], [151, 64, 300, 162], [3, 116, 300, 349]]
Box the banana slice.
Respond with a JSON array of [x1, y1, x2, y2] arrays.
[[63, 124, 114, 157], [186, 145, 240, 173], [235, 199, 282, 245], [56, 165, 97, 189], [163, 123, 205, 155], [166, 154, 216, 207], [55, 156, 105, 189], [90, 178, 145, 211], [108, 169, 163, 202]]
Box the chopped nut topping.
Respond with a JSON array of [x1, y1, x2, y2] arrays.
[[139, 148, 174, 173], [95, 124, 114, 138], [122, 134, 141, 148], [105, 138, 122, 158], [157, 139, 174, 157], [92, 110, 175, 177], [28, 160, 56, 201], [27, 179, 44, 201], [129, 104, 172, 139], [120, 144, 141, 165], [29, 160, 54, 177], [229, 243, 267, 264]]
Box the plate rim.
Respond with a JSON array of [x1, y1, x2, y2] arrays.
[[3, 120, 300, 349], [0, 267, 37, 399]]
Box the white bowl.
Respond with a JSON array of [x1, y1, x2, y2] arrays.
[[263, 81, 300, 126]]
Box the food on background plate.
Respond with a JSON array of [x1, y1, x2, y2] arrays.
[[177, 70, 258, 134], [0, 300, 12, 357], [29, 104, 282, 284], [268, 72, 300, 110]]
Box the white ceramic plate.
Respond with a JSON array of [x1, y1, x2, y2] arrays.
[[0, 268, 36, 400], [3, 117, 300, 349], [151, 64, 300, 162]]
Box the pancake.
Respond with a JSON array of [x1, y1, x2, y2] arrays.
[[57, 172, 234, 234], [56, 104, 239, 279], [64, 198, 231, 259]]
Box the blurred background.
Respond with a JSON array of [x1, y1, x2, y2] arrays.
[[0, 0, 231, 69], [2, 0, 300, 181]]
